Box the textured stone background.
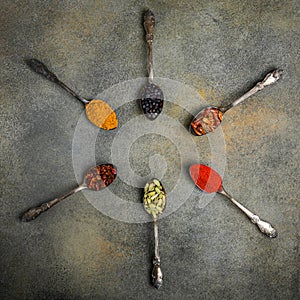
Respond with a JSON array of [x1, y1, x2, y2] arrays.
[[1, 1, 299, 299]]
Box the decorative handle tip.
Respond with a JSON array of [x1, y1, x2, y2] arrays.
[[144, 9, 155, 43], [27, 58, 58, 82], [21, 203, 50, 222], [251, 215, 278, 238], [261, 69, 283, 87], [152, 257, 163, 289]]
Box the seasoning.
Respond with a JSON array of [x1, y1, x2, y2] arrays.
[[189, 164, 222, 193], [84, 164, 117, 191], [85, 100, 118, 130], [191, 107, 223, 136], [140, 83, 164, 120], [143, 178, 166, 220]]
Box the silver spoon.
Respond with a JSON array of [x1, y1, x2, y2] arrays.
[[190, 69, 282, 136], [140, 10, 164, 120], [27, 59, 118, 130], [143, 178, 167, 288], [190, 164, 277, 238], [21, 164, 117, 221]]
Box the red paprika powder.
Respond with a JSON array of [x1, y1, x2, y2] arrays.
[[189, 164, 222, 193]]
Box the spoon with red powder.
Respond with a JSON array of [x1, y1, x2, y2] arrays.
[[190, 69, 282, 136], [189, 164, 277, 238], [21, 164, 117, 222]]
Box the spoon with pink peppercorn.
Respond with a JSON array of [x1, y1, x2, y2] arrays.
[[190, 69, 282, 136], [21, 164, 117, 221]]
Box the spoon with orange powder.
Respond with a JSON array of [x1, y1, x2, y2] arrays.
[[190, 164, 277, 238], [27, 59, 118, 130], [21, 164, 117, 221], [190, 69, 282, 136]]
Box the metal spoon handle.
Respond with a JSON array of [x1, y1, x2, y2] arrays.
[[27, 59, 89, 104], [144, 10, 155, 82], [218, 188, 277, 238], [152, 219, 163, 288], [21, 185, 87, 222], [221, 69, 282, 112]]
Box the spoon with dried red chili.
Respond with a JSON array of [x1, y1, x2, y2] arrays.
[[190, 69, 282, 136], [27, 59, 118, 130], [190, 164, 277, 238], [21, 164, 117, 222]]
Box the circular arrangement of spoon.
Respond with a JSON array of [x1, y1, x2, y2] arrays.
[[21, 164, 117, 221], [20, 9, 284, 290], [143, 178, 166, 288], [190, 69, 282, 136], [189, 164, 277, 238], [140, 10, 164, 120], [27, 59, 118, 130]]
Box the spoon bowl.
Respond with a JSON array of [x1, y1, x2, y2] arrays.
[[21, 164, 117, 221], [190, 70, 282, 136]]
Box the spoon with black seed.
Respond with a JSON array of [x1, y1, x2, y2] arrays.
[[21, 164, 117, 221], [140, 9, 164, 120]]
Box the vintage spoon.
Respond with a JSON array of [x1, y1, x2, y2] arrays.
[[27, 59, 118, 130], [21, 164, 117, 221], [190, 69, 282, 136], [190, 164, 277, 238], [143, 178, 167, 288], [140, 10, 164, 120]]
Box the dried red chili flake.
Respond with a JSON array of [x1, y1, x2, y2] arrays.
[[84, 164, 117, 191], [191, 107, 223, 136], [189, 164, 222, 193]]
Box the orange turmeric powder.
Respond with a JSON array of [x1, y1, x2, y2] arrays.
[[85, 100, 118, 130]]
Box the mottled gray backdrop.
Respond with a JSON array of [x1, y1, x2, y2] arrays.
[[1, 1, 299, 299]]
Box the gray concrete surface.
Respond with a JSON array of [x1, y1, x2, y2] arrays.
[[1, 1, 299, 299]]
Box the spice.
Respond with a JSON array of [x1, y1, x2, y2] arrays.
[[84, 164, 117, 191], [85, 100, 118, 130], [140, 83, 164, 120], [143, 178, 166, 220], [189, 164, 222, 193], [191, 107, 223, 136]]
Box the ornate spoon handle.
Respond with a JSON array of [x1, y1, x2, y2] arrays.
[[152, 219, 163, 288], [221, 69, 282, 113], [218, 188, 277, 238], [144, 10, 155, 82], [27, 59, 88, 104], [21, 185, 86, 222]]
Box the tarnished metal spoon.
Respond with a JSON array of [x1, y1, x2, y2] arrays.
[[140, 10, 164, 120], [190, 164, 277, 238], [27, 59, 118, 130], [21, 164, 117, 221], [143, 178, 167, 288], [190, 69, 282, 136]]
